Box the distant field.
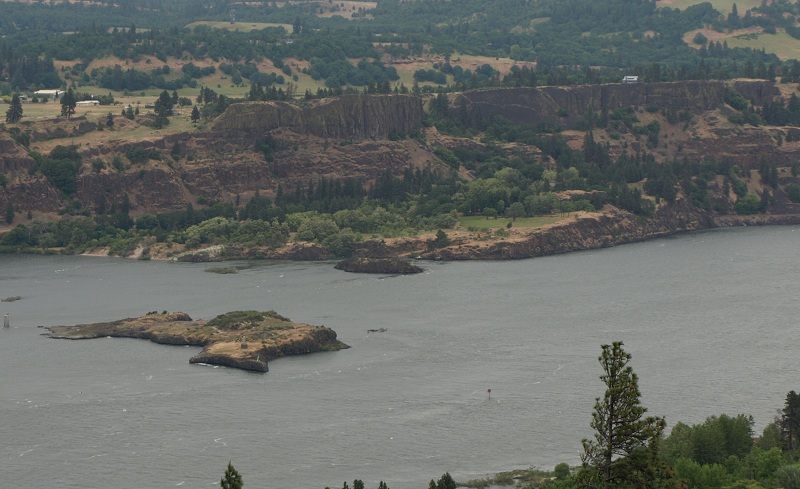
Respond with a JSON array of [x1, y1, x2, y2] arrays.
[[186, 21, 293, 33], [656, 0, 761, 13], [313, 1, 377, 19], [724, 30, 800, 60], [684, 27, 800, 60], [459, 215, 563, 230]]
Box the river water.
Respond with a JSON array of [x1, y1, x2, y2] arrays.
[[1, 227, 798, 489]]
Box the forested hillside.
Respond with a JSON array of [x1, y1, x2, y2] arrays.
[[1, 0, 798, 94], [3, 0, 800, 261]]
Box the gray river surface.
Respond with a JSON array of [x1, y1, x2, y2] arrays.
[[1, 226, 799, 489]]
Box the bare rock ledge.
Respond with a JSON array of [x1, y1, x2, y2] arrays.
[[44, 311, 349, 373]]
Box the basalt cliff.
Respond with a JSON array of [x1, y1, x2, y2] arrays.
[[2, 81, 800, 262]]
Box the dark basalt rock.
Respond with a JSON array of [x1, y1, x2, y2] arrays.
[[335, 256, 423, 274], [189, 353, 268, 373]]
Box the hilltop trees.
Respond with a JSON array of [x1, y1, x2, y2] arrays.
[[5, 94, 23, 123], [579, 341, 671, 489]]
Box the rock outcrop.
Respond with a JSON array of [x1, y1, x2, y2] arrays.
[[209, 93, 424, 140], [0, 132, 37, 173], [452, 80, 778, 131], [334, 256, 423, 274], [420, 200, 715, 260], [45, 311, 349, 373]]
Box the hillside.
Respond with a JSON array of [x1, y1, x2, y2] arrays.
[[3, 80, 800, 262], [3, 0, 800, 261]]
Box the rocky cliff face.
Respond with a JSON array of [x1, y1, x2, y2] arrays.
[[0, 82, 791, 225], [0, 132, 36, 173], [419, 200, 716, 261], [210, 93, 424, 140], [319, 199, 713, 262], [453, 80, 778, 130]]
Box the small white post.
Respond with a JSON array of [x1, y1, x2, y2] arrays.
[[3, 313, 9, 327]]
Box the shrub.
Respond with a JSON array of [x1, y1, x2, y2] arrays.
[[787, 183, 800, 203], [125, 146, 161, 164], [735, 194, 760, 215]]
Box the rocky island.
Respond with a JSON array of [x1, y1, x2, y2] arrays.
[[45, 310, 348, 373]]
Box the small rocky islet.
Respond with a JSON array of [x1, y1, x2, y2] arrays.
[[44, 310, 349, 373]]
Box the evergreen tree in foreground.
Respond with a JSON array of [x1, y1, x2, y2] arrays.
[[5, 94, 23, 123], [781, 390, 800, 451], [579, 341, 673, 489], [220, 461, 243, 489]]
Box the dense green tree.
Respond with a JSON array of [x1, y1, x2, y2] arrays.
[[191, 105, 200, 123], [5, 93, 23, 123], [664, 413, 754, 467], [759, 422, 783, 451], [735, 195, 760, 215], [781, 390, 800, 451], [60, 88, 76, 119], [579, 341, 669, 489], [433, 473, 456, 489], [220, 461, 243, 489], [555, 463, 572, 480], [507, 202, 526, 220], [154, 90, 173, 129], [105, 112, 114, 128], [776, 465, 800, 489]]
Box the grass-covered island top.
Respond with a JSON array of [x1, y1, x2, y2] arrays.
[[45, 311, 349, 373]]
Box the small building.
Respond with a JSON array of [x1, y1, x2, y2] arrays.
[[622, 75, 639, 84], [76, 100, 100, 106], [34, 89, 64, 100]]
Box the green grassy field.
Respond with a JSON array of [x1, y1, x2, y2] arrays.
[[459, 215, 563, 230], [185, 21, 294, 33], [724, 30, 800, 60]]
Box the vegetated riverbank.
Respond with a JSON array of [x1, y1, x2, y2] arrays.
[[44, 311, 349, 372], [6, 201, 800, 268], [137, 203, 800, 265]]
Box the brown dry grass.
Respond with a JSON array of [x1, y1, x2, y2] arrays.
[[311, 0, 377, 19]]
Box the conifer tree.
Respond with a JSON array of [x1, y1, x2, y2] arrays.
[[60, 88, 76, 119], [220, 461, 243, 489], [579, 342, 671, 489], [781, 390, 800, 451], [5, 93, 23, 123], [191, 105, 200, 123], [154, 90, 173, 129]]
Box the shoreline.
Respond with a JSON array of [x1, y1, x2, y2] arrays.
[[11, 206, 800, 266]]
